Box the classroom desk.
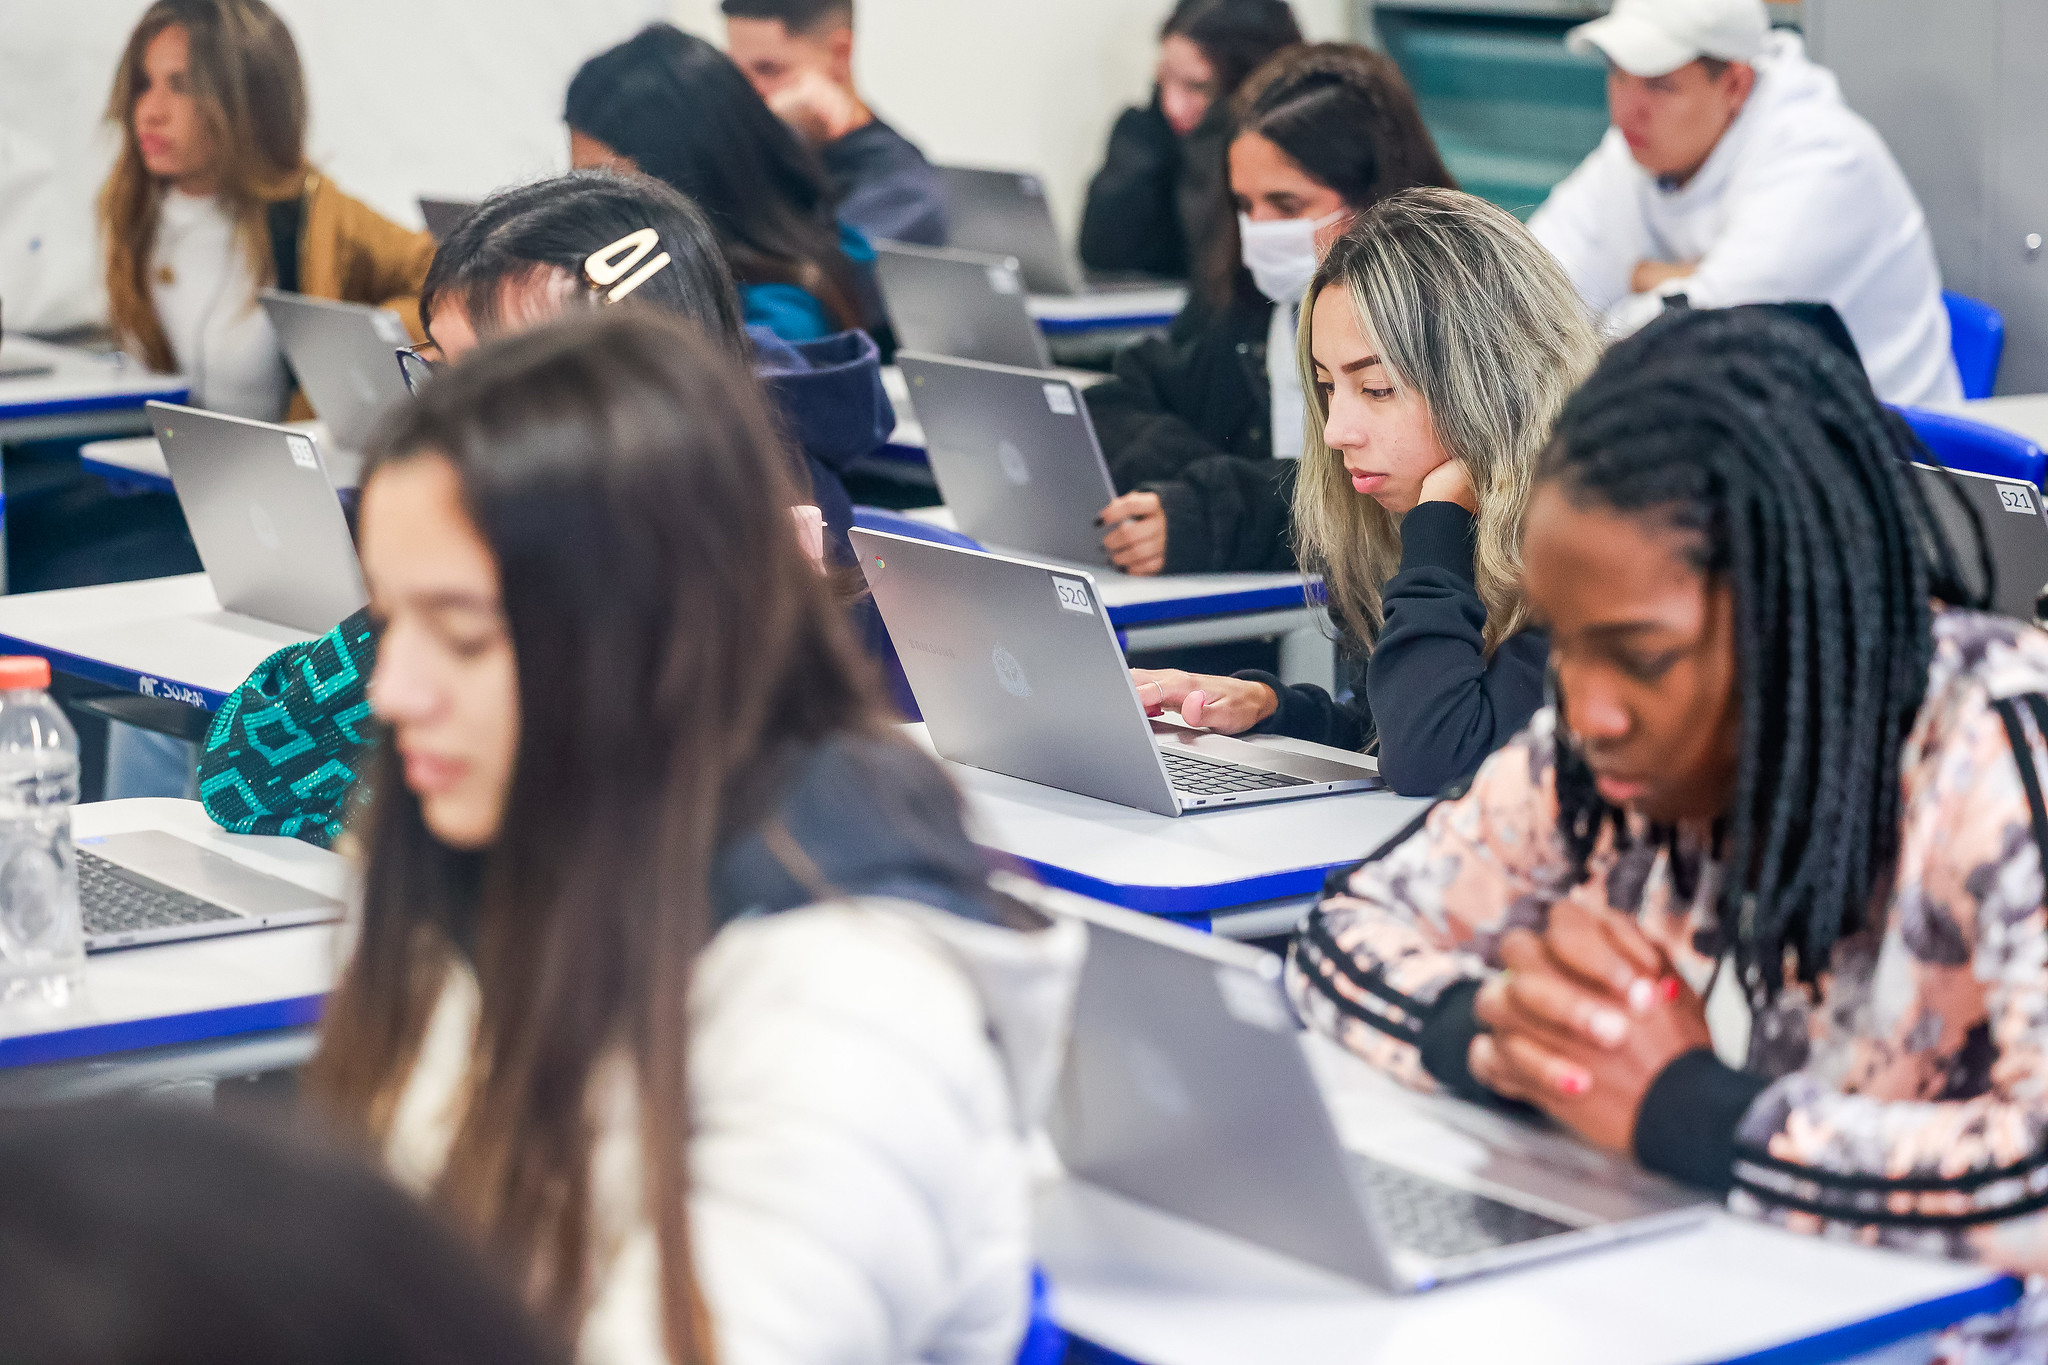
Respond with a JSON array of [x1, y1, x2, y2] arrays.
[[1932, 392, 2048, 451], [0, 574, 308, 714], [1041, 1035, 2022, 1365], [78, 420, 357, 497], [910, 723, 1425, 936], [1027, 286, 1185, 337], [0, 798, 339, 1104], [893, 505, 1339, 692], [0, 337, 189, 446]]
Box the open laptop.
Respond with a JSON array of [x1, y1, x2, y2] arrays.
[[853, 528, 1380, 814], [1045, 890, 1711, 1291], [78, 830, 344, 952], [876, 244, 1052, 370], [940, 165, 1169, 296], [148, 402, 367, 634], [1912, 460, 2048, 621], [897, 352, 1111, 564], [418, 196, 478, 240], [258, 290, 412, 453]]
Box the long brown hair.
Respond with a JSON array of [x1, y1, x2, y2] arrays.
[[1197, 43, 1455, 311], [99, 0, 309, 372], [307, 309, 899, 1361]]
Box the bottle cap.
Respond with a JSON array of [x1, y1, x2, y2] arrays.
[[0, 657, 52, 691]]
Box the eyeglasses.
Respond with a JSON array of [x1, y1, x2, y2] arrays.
[[395, 344, 439, 397]]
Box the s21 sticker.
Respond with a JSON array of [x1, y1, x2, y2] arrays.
[[1043, 383, 1077, 416], [1999, 484, 2037, 514]]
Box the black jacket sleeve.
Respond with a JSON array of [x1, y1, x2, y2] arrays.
[[1237, 501, 1548, 795], [1147, 456, 1298, 573], [1078, 100, 1186, 277]]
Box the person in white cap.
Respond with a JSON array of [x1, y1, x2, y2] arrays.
[[1529, 0, 1962, 406]]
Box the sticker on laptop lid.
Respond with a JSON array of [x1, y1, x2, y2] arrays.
[[1999, 483, 2037, 514], [986, 263, 1022, 295], [286, 434, 319, 470], [1043, 383, 1077, 416], [1214, 966, 1295, 1033], [373, 311, 409, 344], [1051, 574, 1094, 615]]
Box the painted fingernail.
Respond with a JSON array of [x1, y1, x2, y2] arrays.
[[1659, 975, 1681, 1003], [1558, 1070, 1591, 1097], [1588, 1008, 1628, 1046], [1627, 978, 1654, 1013]]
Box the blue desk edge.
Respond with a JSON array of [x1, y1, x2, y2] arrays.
[[0, 633, 228, 712], [1016, 854, 1338, 918], [0, 992, 323, 1069], [1715, 1274, 2023, 1364], [1, 387, 189, 422]]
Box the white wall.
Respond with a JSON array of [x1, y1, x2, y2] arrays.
[[669, 0, 1353, 236], [0, 0, 665, 333]]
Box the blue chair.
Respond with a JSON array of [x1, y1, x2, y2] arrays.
[[1944, 290, 2005, 400], [851, 505, 983, 552], [1014, 1266, 1067, 1365], [1896, 406, 2047, 488]]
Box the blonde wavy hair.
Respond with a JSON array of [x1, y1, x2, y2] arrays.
[[99, 0, 309, 373], [1293, 188, 1600, 655]]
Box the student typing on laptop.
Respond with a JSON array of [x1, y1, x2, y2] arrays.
[[307, 308, 1081, 1365], [196, 171, 885, 846], [1084, 44, 1454, 576], [1291, 308, 2048, 1351], [1133, 190, 1600, 796]]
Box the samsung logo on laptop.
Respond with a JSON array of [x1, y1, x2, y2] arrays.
[[897, 636, 959, 661]]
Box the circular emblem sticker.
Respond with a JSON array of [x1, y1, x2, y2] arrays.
[[997, 439, 1031, 486], [992, 644, 1031, 699]]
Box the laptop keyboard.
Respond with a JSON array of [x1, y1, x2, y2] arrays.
[[1159, 748, 1310, 795], [1350, 1153, 1574, 1259], [80, 850, 241, 943]]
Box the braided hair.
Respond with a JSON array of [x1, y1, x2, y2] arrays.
[[1540, 306, 1987, 997]]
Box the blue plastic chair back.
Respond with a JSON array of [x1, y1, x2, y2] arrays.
[[1896, 406, 2047, 488], [851, 505, 983, 552], [1944, 290, 2005, 401], [1013, 1266, 1066, 1365]]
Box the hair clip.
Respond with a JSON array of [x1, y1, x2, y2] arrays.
[[585, 228, 673, 304]]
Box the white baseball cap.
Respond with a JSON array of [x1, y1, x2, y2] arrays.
[[1566, 0, 1770, 78]]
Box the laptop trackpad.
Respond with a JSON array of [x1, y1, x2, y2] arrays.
[[1152, 722, 1384, 785], [85, 831, 343, 917]]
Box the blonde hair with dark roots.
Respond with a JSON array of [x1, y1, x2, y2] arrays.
[[1292, 188, 1600, 654], [99, 0, 309, 373]]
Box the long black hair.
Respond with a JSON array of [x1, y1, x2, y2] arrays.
[[1161, 0, 1302, 97], [419, 169, 746, 353], [1539, 305, 1987, 997], [565, 24, 861, 331], [1200, 43, 1456, 309]]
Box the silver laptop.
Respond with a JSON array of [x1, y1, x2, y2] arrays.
[[1913, 461, 2048, 621], [853, 528, 1380, 814], [940, 165, 1167, 296], [149, 402, 367, 634], [1045, 891, 1710, 1291], [897, 353, 1111, 564], [258, 290, 412, 452], [78, 830, 344, 952], [418, 196, 478, 240], [876, 244, 1052, 370]]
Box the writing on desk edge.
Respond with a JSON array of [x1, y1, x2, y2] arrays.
[[137, 676, 209, 708]]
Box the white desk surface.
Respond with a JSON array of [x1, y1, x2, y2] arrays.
[[0, 799, 342, 1069], [0, 336, 188, 422], [910, 723, 1425, 916], [0, 574, 310, 708], [1932, 392, 2048, 448], [1040, 1039, 2016, 1365], [1027, 287, 1186, 327]]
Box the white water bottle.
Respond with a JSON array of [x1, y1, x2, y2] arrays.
[[0, 656, 81, 1014]]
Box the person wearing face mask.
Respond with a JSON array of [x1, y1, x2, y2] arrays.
[[1078, 0, 1302, 281], [1132, 190, 1601, 797], [1084, 44, 1455, 577]]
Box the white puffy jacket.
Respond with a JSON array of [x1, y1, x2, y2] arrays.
[[1529, 33, 1961, 406], [382, 896, 1086, 1365]]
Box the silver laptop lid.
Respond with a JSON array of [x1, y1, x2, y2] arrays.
[[875, 243, 1052, 371], [258, 290, 412, 451], [938, 165, 1078, 295], [418, 196, 478, 240], [1912, 461, 2048, 622], [897, 353, 1114, 565], [148, 402, 367, 634], [852, 529, 1180, 815]]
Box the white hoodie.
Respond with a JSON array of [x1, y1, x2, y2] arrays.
[[1530, 33, 1961, 407]]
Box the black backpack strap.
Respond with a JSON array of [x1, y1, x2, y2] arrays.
[[1992, 695, 2048, 905], [265, 194, 304, 295]]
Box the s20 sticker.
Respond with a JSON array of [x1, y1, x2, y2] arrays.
[[286, 435, 319, 470], [1999, 483, 2037, 514], [1042, 383, 1078, 416], [1052, 574, 1094, 615], [986, 264, 1022, 295]]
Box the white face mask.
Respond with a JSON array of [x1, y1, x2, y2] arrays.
[[1238, 209, 1347, 304]]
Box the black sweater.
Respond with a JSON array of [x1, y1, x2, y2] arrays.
[[1078, 95, 1228, 280], [1083, 291, 1299, 573], [1238, 501, 1548, 796]]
